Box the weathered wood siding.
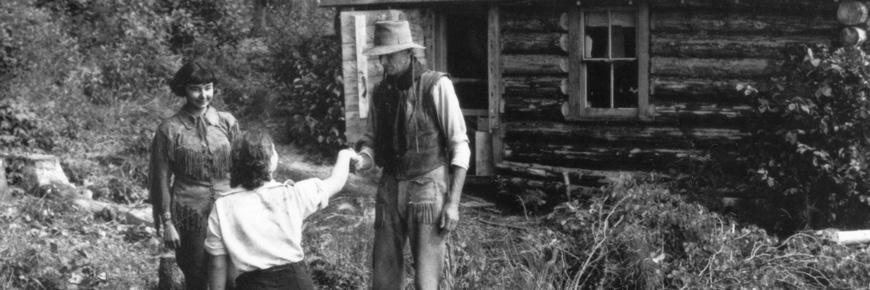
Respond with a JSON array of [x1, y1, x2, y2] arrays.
[[498, 2, 837, 188]]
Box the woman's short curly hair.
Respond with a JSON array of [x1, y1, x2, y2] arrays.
[[231, 130, 275, 190], [169, 60, 218, 97]]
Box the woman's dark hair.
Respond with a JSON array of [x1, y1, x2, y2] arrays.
[[231, 130, 275, 190], [169, 60, 218, 97]]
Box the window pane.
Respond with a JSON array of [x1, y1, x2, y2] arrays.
[[612, 11, 636, 58], [613, 61, 638, 108], [584, 11, 608, 58], [586, 62, 611, 108]]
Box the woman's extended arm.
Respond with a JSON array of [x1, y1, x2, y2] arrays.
[[319, 149, 360, 199]]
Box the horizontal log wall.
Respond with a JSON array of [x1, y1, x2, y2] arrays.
[[495, 3, 838, 186]]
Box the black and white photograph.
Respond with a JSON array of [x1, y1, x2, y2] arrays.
[[2, 0, 870, 289]]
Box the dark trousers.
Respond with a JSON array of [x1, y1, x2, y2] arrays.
[[235, 262, 316, 290], [176, 227, 209, 290]]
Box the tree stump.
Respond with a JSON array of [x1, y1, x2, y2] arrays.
[[158, 254, 185, 290], [15, 154, 70, 192]]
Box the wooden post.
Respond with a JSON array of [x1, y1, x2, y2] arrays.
[[475, 131, 493, 176], [838, 1, 869, 26], [354, 15, 369, 119], [488, 5, 504, 165], [158, 254, 184, 290]]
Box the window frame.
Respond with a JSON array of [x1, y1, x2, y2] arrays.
[[567, 2, 650, 120]]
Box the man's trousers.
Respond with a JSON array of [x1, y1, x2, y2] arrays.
[[373, 165, 449, 290]]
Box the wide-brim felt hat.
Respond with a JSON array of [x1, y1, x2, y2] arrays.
[[362, 21, 425, 56]]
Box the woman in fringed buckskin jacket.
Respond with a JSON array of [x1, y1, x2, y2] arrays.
[[149, 60, 240, 290]]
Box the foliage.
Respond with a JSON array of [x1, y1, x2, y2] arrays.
[[738, 44, 870, 228], [550, 178, 870, 289], [273, 36, 346, 162], [0, 193, 161, 289]]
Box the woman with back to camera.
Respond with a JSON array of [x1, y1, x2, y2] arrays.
[[149, 60, 240, 290], [204, 130, 359, 290]]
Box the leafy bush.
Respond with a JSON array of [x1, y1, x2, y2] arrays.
[[738, 45, 870, 228], [273, 36, 346, 162], [550, 178, 870, 289]]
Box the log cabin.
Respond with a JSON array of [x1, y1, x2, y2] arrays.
[[320, 0, 845, 198]]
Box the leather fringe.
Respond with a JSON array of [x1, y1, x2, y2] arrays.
[[409, 202, 438, 225], [172, 203, 207, 232], [173, 144, 231, 180], [375, 204, 385, 228]]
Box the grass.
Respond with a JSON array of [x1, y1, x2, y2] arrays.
[[0, 192, 163, 290]]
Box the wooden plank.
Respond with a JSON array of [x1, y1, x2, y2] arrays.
[[502, 54, 568, 75], [567, 5, 583, 119], [651, 57, 777, 78], [476, 131, 494, 176], [637, 1, 650, 119], [653, 102, 753, 119], [652, 33, 831, 59], [504, 121, 748, 145], [502, 32, 568, 54], [501, 6, 568, 32], [651, 10, 838, 34], [504, 141, 727, 170], [651, 0, 837, 11], [652, 77, 757, 102], [496, 160, 648, 185], [354, 15, 370, 119], [503, 76, 567, 98], [489, 4, 503, 165]]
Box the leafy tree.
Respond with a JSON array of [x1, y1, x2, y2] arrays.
[[740, 44, 870, 228]]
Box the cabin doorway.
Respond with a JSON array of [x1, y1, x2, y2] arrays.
[[437, 7, 491, 176]]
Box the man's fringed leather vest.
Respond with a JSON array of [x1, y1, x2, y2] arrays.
[[373, 62, 449, 179]]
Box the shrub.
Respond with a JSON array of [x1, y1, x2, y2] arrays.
[[550, 178, 870, 289], [273, 36, 346, 162], [738, 44, 870, 229]]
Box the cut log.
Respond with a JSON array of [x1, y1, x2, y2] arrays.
[[816, 229, 870, 245], [502, 8, 567, 32], [651, 57, 777, 78], [8, 154, 71, 192], [651, 0, 837, 11], [652, 77, 758, 102], [503, 76, 567, 98], [503, 97, 566, 122], [838, 1, 869, 26], [158, 254, 185, 290], [71, 198, 154, 226], [504, 141, 717, 170], [504, 121, 748, 148], [496, 160, 648, 185], [502, 54, 568, 75], [652, 10, 838, 34], [653, 102, 753, 119], [840, 27, 868, 48], [652, 33, 831, 59], [502, 32, 568, 54], [504, 176, 603, 198]]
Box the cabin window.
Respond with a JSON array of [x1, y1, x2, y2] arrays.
[[567, 4, 649, 119]]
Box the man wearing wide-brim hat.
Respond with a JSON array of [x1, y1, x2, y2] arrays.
[[353, 20, 470, 290]]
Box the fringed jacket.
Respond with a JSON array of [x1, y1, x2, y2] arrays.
[[149, 106, 239, 232]]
